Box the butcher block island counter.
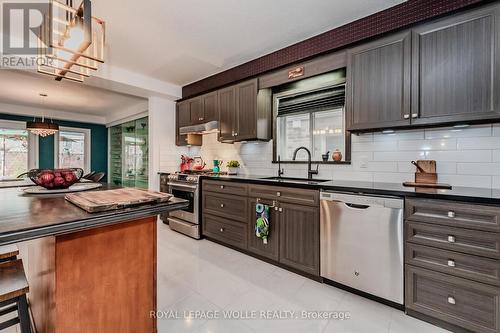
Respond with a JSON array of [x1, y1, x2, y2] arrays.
[[0, 185, 188, 333]]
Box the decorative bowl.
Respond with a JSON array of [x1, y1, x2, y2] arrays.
[[28, 168, 84, 190]]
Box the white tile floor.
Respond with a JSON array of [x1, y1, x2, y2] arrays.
[[156, 222, 450, 333]]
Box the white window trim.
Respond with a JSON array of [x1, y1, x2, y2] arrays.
[[54, 126, 91, 173], [0, 119, 38, 171]]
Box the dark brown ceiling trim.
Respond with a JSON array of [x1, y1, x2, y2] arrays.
[[182, 0, 493, 99]]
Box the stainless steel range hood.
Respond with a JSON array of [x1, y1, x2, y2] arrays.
[[179, 121, 219, 135]]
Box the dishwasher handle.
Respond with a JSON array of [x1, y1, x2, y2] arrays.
[[344, 203, 371, 210], [320, 191, 403, 209]]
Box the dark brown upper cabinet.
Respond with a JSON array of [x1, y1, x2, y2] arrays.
[[346, 31, 412, 131], [202, 91, 218, 123], [176, 101, 191, 146], [411, 4, 500, 126], [218, 78, 272, 143], [218, 86, 236, 142], [189, 96, 203, 125]]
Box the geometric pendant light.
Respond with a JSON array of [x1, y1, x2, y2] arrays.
[[38, 0, 105, 82]]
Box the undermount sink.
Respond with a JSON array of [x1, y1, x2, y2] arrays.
[[259, 176, 329, 185]]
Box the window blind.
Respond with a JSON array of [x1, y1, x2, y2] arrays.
[[277, 85, 345, 117]]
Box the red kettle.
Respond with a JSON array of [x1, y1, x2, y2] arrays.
[[180, 155, 193, 172]]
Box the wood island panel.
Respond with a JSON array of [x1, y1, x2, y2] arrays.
[[20, 216, 157, 333]]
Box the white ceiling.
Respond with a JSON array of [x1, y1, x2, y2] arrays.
[[94, 0, 406, 86], [0, 0, 405, 120], [0, 70, 147, 116]]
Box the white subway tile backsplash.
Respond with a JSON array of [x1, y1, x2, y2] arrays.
[[425, 150, 492, 163], [159, 124, 500, 189], [457, 137, 500, 150], [374, 151, 426, 162], [398, 138, 457, 151], [456, 163, 500, 176], [438, 174, 492, 188], [373, 130, 424, 141], [354, 161, 398, 172], [493, 150, 500, 162], [493, 176, 500, 189], [493, 124, 500, 136], [425, 125, 492, 139], [373, 172, 414, 183], [352, 140, 398, 152]]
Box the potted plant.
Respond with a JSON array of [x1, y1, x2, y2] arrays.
[[226, 160, 240, 175]]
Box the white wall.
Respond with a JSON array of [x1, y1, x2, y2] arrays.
[[149, 96, 191, 190], [167, 123, 500, 189]]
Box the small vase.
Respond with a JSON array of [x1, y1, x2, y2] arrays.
[[227, 167, 239, 175], [332, 149, 342, 162]]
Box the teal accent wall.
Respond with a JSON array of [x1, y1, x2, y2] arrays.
[[0, 113, 108, 174]]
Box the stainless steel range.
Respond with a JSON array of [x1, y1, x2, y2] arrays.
[[163, 171, 226, 239]]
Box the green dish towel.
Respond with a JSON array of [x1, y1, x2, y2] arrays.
[[255, 203, 270, 244]]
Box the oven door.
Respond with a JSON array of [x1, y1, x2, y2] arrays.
[[167, 182, 198, 224]]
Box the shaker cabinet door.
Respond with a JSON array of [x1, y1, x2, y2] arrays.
[[346, 31, 412, 131], [218, 86, 236, 142], [279, 203, 320, 276], [189, 97, 204, 125], [176, 101, 190, 146], [234, 79, 258, 141], [411, 4, 500, 125], [202, 91, 218, 122], [247, 198, 280, 262]]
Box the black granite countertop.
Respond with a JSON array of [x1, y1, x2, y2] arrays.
[[199, 174, 500, 205], [0, 185, 189, 245]]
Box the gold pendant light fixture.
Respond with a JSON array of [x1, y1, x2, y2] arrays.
[[26, 93, 59, 137], [38, 0, 105, 82]]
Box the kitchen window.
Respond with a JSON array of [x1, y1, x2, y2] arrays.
[[0, 120, 38, 178], [54, 127, 91, 172], [274, 72, 350, 163]]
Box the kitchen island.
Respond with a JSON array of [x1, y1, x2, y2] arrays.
[[0, 186, 188, 333]]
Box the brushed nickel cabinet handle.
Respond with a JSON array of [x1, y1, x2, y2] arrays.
[[220, 185, 224, 189], [447, 259, 456, 267], [447, 235, 456, 243], [448, 211, 456, 218], [411, 113, 418, 118], [276, 192, 281, 197], [403, 114, 410, 119], [447, 296, 456, 305], [278, 207, 283, 212], [220, 228, 224, 232], [220, 203, 225, 208]]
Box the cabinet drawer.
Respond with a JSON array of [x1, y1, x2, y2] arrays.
[[406, 243, 500, 286], [406, 265, 500, 333], [406, 198, 500, 233], [203, 180, 248, 196], [406, 222, 500, 259], [249, 184, 319, 206], [203, 192, 248, 222], [203, 214, 247, 250]]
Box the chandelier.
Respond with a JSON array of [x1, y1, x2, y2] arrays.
[[26, 94, 59, 137], [26, 118, 60, 137], [38, 0, 105, 82]]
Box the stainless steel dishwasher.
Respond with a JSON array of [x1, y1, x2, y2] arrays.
[[320, 191, 404, 305]]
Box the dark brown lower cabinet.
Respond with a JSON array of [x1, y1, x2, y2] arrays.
[[202, 180, 320, 277], [278, 202, 320, 276], [203, 214, 248, 250], [247, 198, 280, 262], [406, 265, 500, 333]]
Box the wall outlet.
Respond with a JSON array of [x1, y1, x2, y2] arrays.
[[359, 156, 369, 169]]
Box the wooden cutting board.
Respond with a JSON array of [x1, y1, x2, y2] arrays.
[[403, 181, 452, 189], [65, 188, 173, 213]]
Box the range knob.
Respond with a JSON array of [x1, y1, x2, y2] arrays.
[[186, 176, 198, 183], [167, 174, 177, 181]]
